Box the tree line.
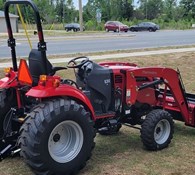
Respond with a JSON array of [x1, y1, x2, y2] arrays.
[[84, 0, 195, 22], [0, 0, 195, 29]]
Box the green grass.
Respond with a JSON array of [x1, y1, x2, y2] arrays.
[[80, 123, 195, 175], [1, 50, 195, 175], [1, 123, 195, 175]]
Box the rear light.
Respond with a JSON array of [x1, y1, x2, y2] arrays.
[[40, 75, 47, 81], [39, 75, 60, 88], [39, 75, 47, 86], [4, 67, 11, 77], [4, 67, 11, 74], [53, 79, 60, 88]]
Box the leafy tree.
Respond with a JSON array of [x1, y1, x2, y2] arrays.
[[0, 1, 3, 10], [180, 0, 195, 19], [121, 0, 134, 20], [34, 0, 56, 23], [55, 0, 77, 23], [0, 0, 8, 10], [0, 0, 194, 30], [138, 0, 163, 19], [162, 0, 183, 22], [9, 0, 77, 24], [83, 0, 133, 22], [16, 0, 56, 24], [164, 0, 177, 19]]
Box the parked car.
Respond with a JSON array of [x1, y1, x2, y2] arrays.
[[105, 21, 129, 32], [129, 22, 160, 32], [64, 23, 85, 32]]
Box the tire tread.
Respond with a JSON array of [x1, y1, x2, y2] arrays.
[[19, 98, 95, 175], [140, 109, 174, 150]]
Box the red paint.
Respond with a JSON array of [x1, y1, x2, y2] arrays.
[[0, 70, 18, 88], [100, 62, 195, 127], [126, 67, 193, 126], [38, 31, 43, 41], [16, 88, 22, 108], [26, 79, 95, 120]]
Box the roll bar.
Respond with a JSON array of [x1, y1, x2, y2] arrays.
[[4, 0, 47, 72]]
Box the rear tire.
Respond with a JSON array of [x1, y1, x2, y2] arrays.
[[140, 109, 174, 150], [19, 98, 96, 175], [0, 89, 16, 137], [148, 28, 154, 32], [130, 28, 135, 32]]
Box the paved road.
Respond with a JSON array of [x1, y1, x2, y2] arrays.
[[1, 30, 195, 59]]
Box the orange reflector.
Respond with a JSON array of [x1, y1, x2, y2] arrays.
[[4, 67, 11, 73], [40, 75, 47, 81], [18, 59, 33, 85], [53, 79, 60, 88]]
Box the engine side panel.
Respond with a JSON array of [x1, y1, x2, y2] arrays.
[[77, 62, 113, 114]]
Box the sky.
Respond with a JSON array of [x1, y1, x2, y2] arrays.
[[73, 0, 88, 9], [73, 0, 139, 9]]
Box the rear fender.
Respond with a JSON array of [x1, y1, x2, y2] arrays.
[[26, 84, 95, 120]]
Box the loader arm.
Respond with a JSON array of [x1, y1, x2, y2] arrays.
[[126, 67, 192, 125]]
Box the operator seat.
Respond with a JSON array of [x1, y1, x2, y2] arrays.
[[28, 49, 66, 85]]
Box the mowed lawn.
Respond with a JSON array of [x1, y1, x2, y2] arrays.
[[1, 51, 195, 175]]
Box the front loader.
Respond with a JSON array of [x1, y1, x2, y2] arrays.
[[1, 0, 195, 175]]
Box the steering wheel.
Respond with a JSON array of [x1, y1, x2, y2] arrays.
[[62, 79, 79, 89], [67, 56, 89, 68]]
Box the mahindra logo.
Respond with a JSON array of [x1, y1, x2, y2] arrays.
[[142, 71, 157, 75], [104, 79, 111, 85]]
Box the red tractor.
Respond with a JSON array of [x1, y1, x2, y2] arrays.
[[1, 1, 195, 175]]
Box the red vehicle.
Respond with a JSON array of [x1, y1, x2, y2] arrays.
[[105, 21, 129, 32], [1, 1, 195, 175]]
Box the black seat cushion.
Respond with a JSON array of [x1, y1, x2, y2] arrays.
[[28, 49, 53, 84]]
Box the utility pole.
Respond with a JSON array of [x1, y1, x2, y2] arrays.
[[63, 0, 65, 26], [14, 5, 19, 33], [145, 0, 148, 19], [79, 0, 83, 32]]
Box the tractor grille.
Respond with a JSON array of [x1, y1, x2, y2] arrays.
[[115, 75, 122, 83]]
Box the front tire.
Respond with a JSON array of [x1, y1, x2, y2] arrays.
[[19, 98, 95, 175], [140, 109, 174, 150]]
